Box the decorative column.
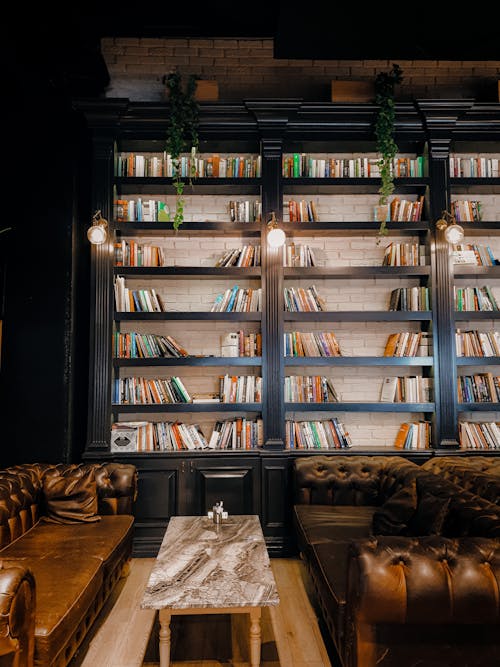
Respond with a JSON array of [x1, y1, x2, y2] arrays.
[[86, 133, 115, 450], [246, 100, 301, 449], [417, 100, 473, 449]]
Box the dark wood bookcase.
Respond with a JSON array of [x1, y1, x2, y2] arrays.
[[76, 98, 500, 556]]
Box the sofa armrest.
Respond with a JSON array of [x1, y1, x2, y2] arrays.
[[93, 463, 138, 515], [0, 561, 35, 666], [348, 536, 500, 625]]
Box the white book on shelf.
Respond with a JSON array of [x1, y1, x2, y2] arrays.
[[380, 377, 397, 402]]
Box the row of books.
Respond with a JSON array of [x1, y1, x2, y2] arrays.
[[229, 200, 262, 223], [452, 244, 498, 266], [215, 246, 261, 267], [211, 286, 262, 312], [382, 242, 426, 267], [286, 199, 320, 222], [284, 331, 342, 357], [115, 152, 262, 178], [283, 244, 317, 267], [379, 376, 433, 403], [115, 198, 171, 222], [219, 374, 262, 403], [282, 155, 425, 179], [450, 200, 482, 222], [388, 196, 425, 222], [284, 286, 326, 312], [285, 418, 352, 449], [388, 287, 430, 312], [284, 375, 339, 402], [384, 331, 432, 357], [110, 417, 264, 451], [455, 329, 500, 357], [113, 376, 192, 405], [454, 286, 498, 312], [208, 417, 263, 449], [449, 157, 500, 178], [457, 373, 500, 403], [114, 332, 188, 359], [111, 420, 206, 451], [394, 421, 431, 449], [114, 240, 165, 267], [459, 421, 500, 450], [221, 331, 262, 357], [114, 278, 165, 313]]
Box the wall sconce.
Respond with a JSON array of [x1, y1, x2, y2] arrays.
[[436, 210, 464, 244], [267, 212, 286, 248], [87, 210, 108, 245]]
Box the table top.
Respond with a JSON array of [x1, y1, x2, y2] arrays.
[[141, 515, 280, 610]]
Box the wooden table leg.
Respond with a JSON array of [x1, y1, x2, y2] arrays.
[[158, 609, 172, 667], [249, 607, 262, 667]]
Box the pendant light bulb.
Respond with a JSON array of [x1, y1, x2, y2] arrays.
[[267, 212, 286, 248], [87, 211, 108, 245]]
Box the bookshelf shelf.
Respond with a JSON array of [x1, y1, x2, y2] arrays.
[[454, 312, 500, 321], [113, 267, 262, 278], [114, 312, 262, 321], [113, 357, 262, 367], [114, 222, 262, 236], [285, 402, 434, 412], [112, 403, 263, 413], [284, 311, 433, 322], [280, 222, 429, 236], [456, 357, 500, 366], [453, 266, 500, 278], [457, 403, 500, 412], [284, 267, 430, 279], [284, 356, 433, 367]]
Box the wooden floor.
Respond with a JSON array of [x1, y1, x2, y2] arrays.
[[69, 557, 333, 667]]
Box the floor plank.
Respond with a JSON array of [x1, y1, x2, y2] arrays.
[[70, 557, 332, 667]]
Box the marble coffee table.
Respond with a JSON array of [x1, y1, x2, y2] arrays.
[[141, 514, 280, 667]]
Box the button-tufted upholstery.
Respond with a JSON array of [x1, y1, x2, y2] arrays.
[[0, 462, 137, 667], [423, 455, 500, 506], [293, 455, 500, 667]]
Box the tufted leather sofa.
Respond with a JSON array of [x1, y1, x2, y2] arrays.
[[0, 462, 137, 667], [423, 455, 500, 506], [293, 455, 500, 667]]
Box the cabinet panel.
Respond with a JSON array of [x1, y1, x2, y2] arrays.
[[132, 464, 179, 556], [190, 458, 260, 515], [261, 457, 293, 555]]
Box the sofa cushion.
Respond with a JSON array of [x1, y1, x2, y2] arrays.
[[16, 554, 103, 666], [372, 478, 418, 535], [1, 515, 133, 570], [409, 491, 451, 536], [308, 541, 350, 654], [42, 467, 100, 524], [294, 504, 376, 555]]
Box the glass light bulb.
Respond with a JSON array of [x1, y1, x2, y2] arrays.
[[87, 223, 107, 245], [444, 223, 464, 244], [267, 227, 286, 248]]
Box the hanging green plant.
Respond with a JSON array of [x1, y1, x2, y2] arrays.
[[163, 69, 200, 230], [374, 63, 403, 241]]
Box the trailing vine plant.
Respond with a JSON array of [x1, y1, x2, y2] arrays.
[[163, 69, 200, 230], [374, 63, 403, 241]]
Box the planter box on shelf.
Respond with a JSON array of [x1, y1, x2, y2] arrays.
[[194, 80, 219, 101], [331, 80, 374, 103]]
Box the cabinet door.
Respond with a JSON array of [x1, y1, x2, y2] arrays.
[[261, 456, 293, 556], [188, 457, 260, 516], [130, 458, 181, 556]]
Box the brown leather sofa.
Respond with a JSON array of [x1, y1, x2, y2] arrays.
[[293, 455, 500, 667], [423, 455, 500, 505], [0, 462, 137, 667]]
